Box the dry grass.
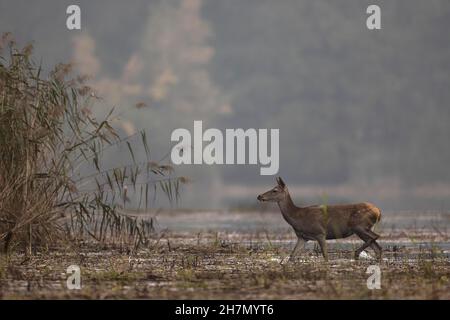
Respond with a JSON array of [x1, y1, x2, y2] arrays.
[[0, 34, 186, 254], [0, 228, 448, 299]]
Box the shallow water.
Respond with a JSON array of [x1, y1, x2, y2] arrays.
[[149, 210, 450, 260], [4, 210, 449, 299], [152, 210, 450, 232]]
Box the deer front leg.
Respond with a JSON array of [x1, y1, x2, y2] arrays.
[[289, 237, 306, 261], [316, 236, 328, 262]]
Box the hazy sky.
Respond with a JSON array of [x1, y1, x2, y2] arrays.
[[1, 0, 450, 210]]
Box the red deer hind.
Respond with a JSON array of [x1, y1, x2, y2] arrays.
[[257, 177, 382, 261]]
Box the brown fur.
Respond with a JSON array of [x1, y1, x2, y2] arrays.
[[257, 177, 382, 261]]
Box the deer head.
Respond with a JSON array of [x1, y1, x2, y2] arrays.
[[257, 177, 288, 202]]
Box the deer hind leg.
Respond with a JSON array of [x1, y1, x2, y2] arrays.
[[369, 241, 382, 261], [354, 236, 372, 259], [353, 228, 382, 260], [315, 236, 328, 262], [289, 237, 306, 261], [366, 229, 382, 260]]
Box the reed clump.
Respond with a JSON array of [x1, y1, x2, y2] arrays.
[[0, 34, 185, 254]]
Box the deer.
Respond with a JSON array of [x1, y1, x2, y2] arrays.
[[257, 177, 382, 262]]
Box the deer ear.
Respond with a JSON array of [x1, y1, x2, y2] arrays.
[[276, 177, 286, 188]]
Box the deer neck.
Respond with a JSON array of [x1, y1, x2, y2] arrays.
[[277, 192, 298, 221]]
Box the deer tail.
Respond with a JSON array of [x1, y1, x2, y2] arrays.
[[365, 202, 381, 225], [372, 206, 382, 226]]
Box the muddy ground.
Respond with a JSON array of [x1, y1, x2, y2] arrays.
[[0, 211, 449, 299]]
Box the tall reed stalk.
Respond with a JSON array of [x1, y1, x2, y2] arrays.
[[0, 34, 185, 254]]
